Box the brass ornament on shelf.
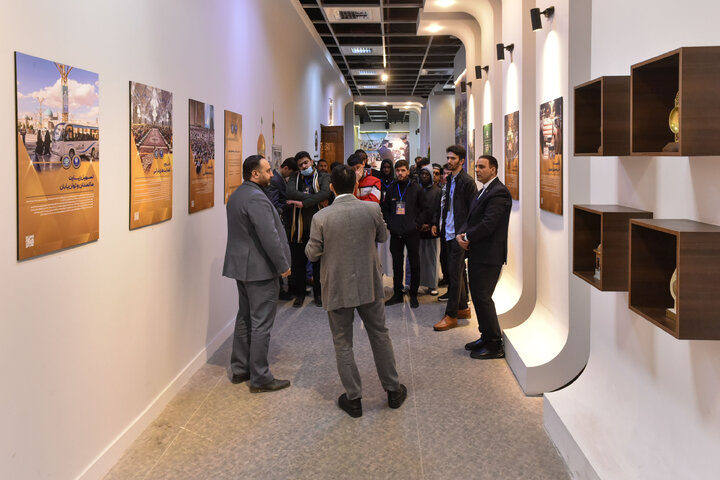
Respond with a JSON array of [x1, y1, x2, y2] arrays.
[[663, 92, 680, 152], [593, 244, 602, 281], [666, 268, 678, 320], [257, 117, 266, 157]]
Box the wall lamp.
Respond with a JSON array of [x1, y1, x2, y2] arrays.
[[460, 81, 467, 93], [496, 43, 514, 61], [530, 6, 555, 31], [475, 65, 489, 79]]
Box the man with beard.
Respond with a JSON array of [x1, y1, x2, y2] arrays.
[[286, 151, 332, 307], [223, 155, 291, 393]]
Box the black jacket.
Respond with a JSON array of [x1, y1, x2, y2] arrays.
[[286, 170, 332, 243], [460, 177, 512, 265], [265, 169, 287, 221], [440, 169, 478, 237], [381, 179, 426, 236], [419, 182, 442, 239]]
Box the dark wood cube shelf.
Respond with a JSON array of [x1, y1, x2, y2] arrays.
[[631, 46, 720, 156], [574, 76, 630, 156], [573, 205, 652, 291], [629, 219, 720, 339]]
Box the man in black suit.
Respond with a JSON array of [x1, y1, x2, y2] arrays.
[[456, 155, 512, 359], [433, 145, 477, 331]]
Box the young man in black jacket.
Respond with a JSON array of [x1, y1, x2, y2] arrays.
[[433, 145, 478, 331], [382, 159, 426, 308]]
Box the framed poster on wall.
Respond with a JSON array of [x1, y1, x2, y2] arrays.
[[129, 81, 173, 229], [224, 110, 242, 204], [539, 97, 563, 215], [271, 144, 282, 171], [14, 52, 100, 260], [483, 123, 493, 155], [188, 99, 215, 213], [504, 112, 519, 201]]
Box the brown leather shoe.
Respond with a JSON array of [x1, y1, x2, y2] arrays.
[[433, 315, 458, 331], [456, 308, 472, 319]]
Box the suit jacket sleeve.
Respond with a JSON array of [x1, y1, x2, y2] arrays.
[[265, 178, 284, 217], [248, 195, 290, 273], [374, 203, 389, 243], [286, 174, 304, 200], [305, 213, 323, 262], [464, 188, 512, 244], [301, 173, 332, 208]]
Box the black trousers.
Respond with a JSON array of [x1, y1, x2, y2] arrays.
[[468, 262, 503, 342], [390, 232, 420, 296], [444, 238, 469, 317], [290, 242, 321, 299]]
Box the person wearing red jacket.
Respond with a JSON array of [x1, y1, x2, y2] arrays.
[[348, 153, 381, 203]]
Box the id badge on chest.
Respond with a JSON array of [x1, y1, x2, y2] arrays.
[[396, 201, 406, 215]]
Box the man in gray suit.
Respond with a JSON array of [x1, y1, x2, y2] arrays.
[[306, 165, 407, 418], [223, 155, 292, 393]]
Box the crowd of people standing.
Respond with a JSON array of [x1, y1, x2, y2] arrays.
[[222, 144, 511, 417]]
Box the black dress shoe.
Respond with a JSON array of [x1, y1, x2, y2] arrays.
[[409, 295, 419, 308], [437, 292, 449, 302], [338, 393, 362, 418], [385, 294, 404, 306], [470, 343, 505, 359], [438, 278, 448, 286], [279, 290, 294, 301], [314, 296, 322, 307], [249, 378, 291, 393], [464, 338, 486, 351], [293, 297, 304, 308], [230, 373, 250, 384], [387, 384, 407, 409]]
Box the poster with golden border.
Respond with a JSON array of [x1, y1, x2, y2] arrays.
[[539, 97, 563, 215], [189, 99, 215, 213], [129, 82, 173, 229], [15, 52, 99, 260], [224, 110, 242, 204], [504, 112, 519, 200]]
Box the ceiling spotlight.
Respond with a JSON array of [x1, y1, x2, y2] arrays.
[[475, 65, 489, 79], [357, 102, 366, 105], [382, 102, 389, 106], [426, 24, 443, 33], [496, 43, 515, 61], [435, 0, 456, 6], [381, 73, 389, 82], [530, 6, 555, 31]]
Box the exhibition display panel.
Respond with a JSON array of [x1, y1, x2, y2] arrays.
[[573, 205, 653, 291], [631, 46, 720, 156], [574, 76, 630, 156], [629, 219, 720, 339]]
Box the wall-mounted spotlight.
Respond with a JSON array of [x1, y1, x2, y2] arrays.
[[496, 43, 515, 61], [475, 65, 489, 79], [460, 81, 467, 93], [530, 6, 555, 31]]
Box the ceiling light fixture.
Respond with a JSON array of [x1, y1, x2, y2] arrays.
[[381, 73, 389, 82], [425, 24, 443, 33], [359, 85, 383, 89], [496, 43, 515, 61], [435, 0, 456, 6], [350, 47, 373, 54], [530, 6, 555, 31]]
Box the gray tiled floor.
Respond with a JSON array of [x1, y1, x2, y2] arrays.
[[105, 286, 569, 480]]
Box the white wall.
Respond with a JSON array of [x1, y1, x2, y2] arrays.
[[0, 1, 350, 478], [427, 92, 456, 165], [546, 1, 720, 478]]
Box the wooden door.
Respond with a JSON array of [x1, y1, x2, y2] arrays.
[[320, 125, 344, 168]]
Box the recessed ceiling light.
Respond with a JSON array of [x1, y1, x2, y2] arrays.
[[382, 102, 389, 106], [359, 85, 383, 89], [426, 24, 443, 33], [381, 73, 389, 82], [357, 101, 366, 105], [351, 47, 372, 54], [435, 0, 456, 7]]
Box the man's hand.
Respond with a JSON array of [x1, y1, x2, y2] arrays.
[[281, 269, 291, 278], [456, 233, 470, 251], [419, 224, 430, 232], [319, 199, 329, 208], [287, 200, 303, 208], [431, 225, 438, 237]]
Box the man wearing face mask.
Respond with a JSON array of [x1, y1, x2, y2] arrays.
[[286, 151, 332, 308], [348, 153, 381, 203]]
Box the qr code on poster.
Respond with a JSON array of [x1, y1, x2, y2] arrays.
[[25, 235, 34, 248]]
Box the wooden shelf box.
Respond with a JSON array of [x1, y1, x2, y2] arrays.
[[631, 46, 720, 156], [573, 205, 652, 291], [629, 219, 720, 339], [574, 76, 630, 156]]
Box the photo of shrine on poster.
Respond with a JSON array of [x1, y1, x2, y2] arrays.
[[129, 81, 173, 229], [15, 52, 100, 260], [483, 123, 493, 155], [188, 99, 215, 213], [224, 110, 242, 204], [504, 111, 519, 201], [539, 98, 563, 214]]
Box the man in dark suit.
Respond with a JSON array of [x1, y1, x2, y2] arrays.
[[306, 165, 406, 418], [433, 145, 477, 331], [457, 155, 512, 359], [223, 155, 292, 392], [265, 157, 298, 301]]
